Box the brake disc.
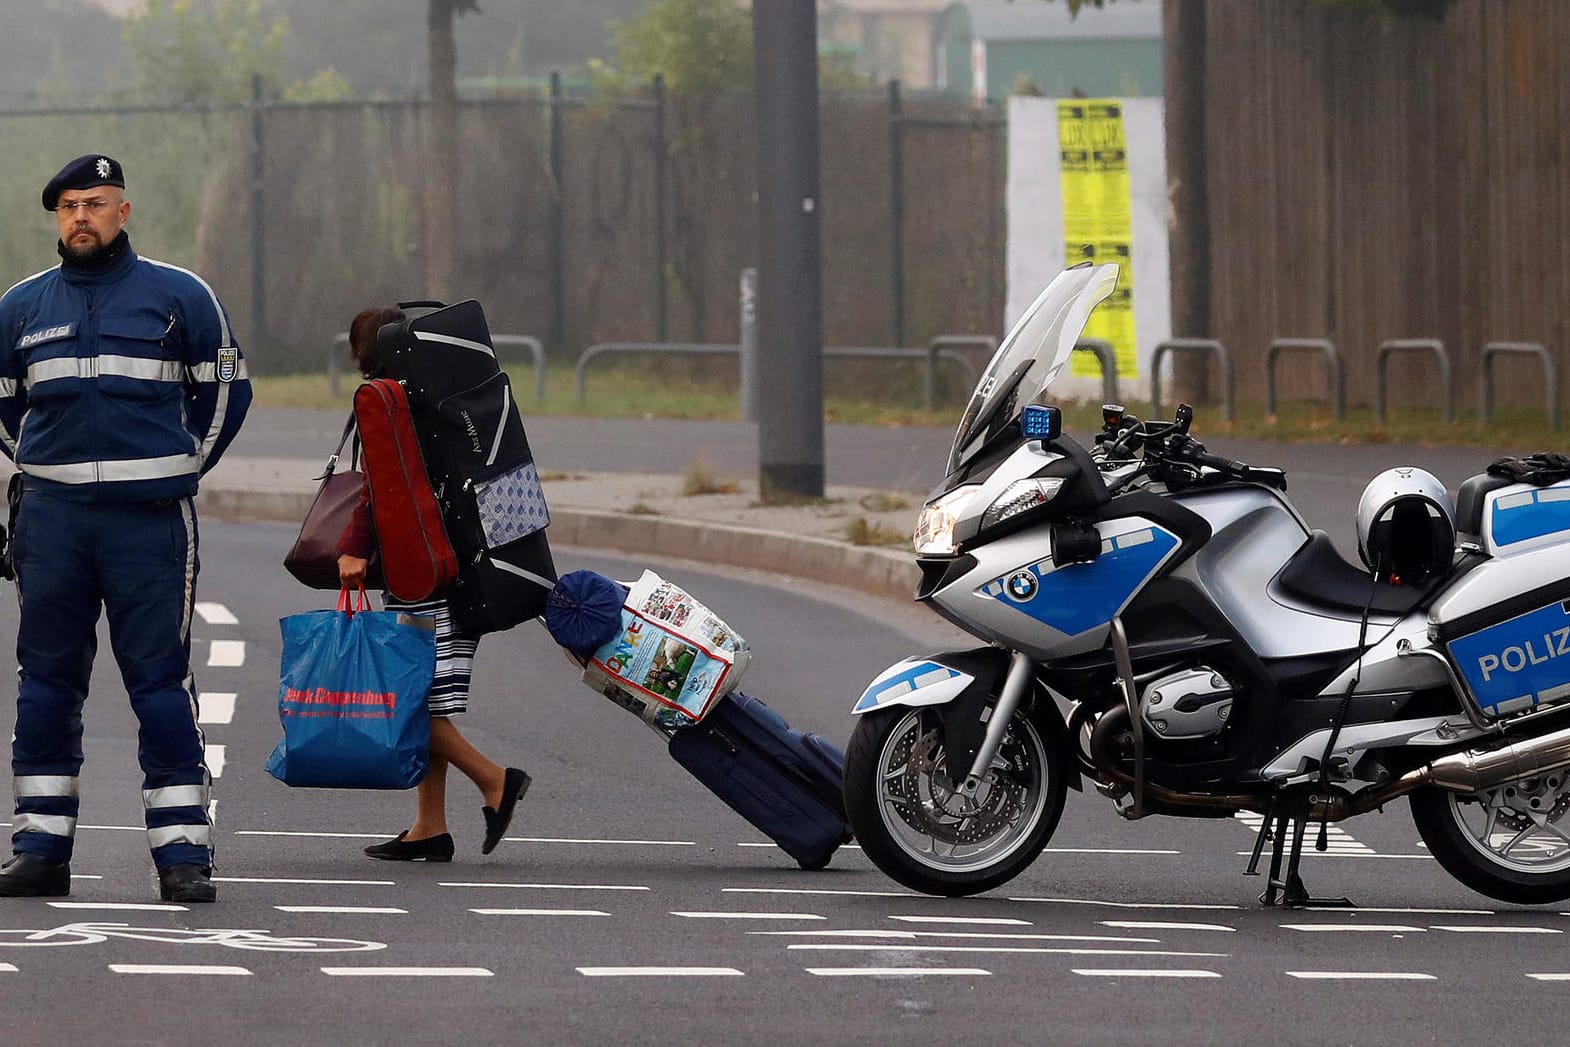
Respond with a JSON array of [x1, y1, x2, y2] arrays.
[[885, 725, 1030, 845]]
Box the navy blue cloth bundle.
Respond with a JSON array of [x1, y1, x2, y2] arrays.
[[544, 570, 627, 654]]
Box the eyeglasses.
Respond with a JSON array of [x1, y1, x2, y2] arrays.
[[55, 199, 117, 215]]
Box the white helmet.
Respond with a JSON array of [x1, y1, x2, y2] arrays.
[[1355, 467, 1456, 584]]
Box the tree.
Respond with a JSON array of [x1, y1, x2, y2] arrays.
[[121, 0, 349, 103], [611, 0, 754, 95], [425, 0, 482, 299]]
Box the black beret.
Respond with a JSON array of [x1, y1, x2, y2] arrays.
[[42, 154, 125, 212]]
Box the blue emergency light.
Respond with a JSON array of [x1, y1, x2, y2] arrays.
[[1020, 404, 1061, 441]]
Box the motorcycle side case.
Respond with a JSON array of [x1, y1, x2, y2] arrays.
[[1431, 537, 1570, 721]]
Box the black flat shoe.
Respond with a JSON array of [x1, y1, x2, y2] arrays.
[[481, 768, 532, 855], [157, 863, 216, 904], [363, 831, 454, 862], [0, 852, 70, 898]]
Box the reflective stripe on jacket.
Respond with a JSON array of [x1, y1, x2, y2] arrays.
[[0, 243, 251, 502]]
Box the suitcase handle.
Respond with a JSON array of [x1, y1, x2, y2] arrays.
[[397, 300, 447, 310]]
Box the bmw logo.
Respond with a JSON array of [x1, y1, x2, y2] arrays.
[[1004, 570, 1039, 602]]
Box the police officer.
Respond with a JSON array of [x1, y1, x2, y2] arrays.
[[0, 155, 252, 902]]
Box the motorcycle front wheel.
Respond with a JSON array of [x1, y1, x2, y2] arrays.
[[1410, 772, 1570, 905], [843, 704, 1067, 897]]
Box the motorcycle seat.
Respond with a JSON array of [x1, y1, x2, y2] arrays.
[[1273, 530, 1431, 616]]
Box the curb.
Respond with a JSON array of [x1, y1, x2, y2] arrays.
[[196, 487, 922, 605]]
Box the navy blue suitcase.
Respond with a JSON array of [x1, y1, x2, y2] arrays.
[[667, 692, 852, 870]]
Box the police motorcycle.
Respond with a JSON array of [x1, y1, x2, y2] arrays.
[[844, 261, 1570, 906]]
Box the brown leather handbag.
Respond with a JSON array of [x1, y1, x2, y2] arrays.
[[284, 415, 383, 590]]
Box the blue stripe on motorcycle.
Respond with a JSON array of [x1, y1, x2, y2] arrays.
[[1491, 487, 1570, 548], [984, 526, 1180, 636], [853, 661, 963, 713]]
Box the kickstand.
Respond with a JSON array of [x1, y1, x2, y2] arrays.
[[1243, 800, 1275, 876], [1260, 813, 1353, 909]]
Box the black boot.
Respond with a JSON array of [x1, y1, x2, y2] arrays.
[[0, 853, 71, 898], [157, 863, 216, 904]]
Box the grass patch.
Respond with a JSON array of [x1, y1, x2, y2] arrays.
[[858, 492, 910, 513], [625, 502, 661, 515], [681, 461, 741, 496], [251, 364, 1552, 449], [844, 516, 913, 547]]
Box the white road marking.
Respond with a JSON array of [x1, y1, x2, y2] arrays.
[[1073, 969, 1221, 979], [1308, 906, 1493, 915], [889, 916, 1031, 926], [48, 902, 186, 912], [77, 825, 144, 832], [275, 906, 407, 915], [738, 842, 859, 850], [1432, 925, 1560, 934], [1283, 924, 1426, 933], [753, 930, 1161, 944], [470, 909, 610, 917], [206, 744, 226, 778], [1526, 973, 1570, 981], [110, 964, 251, 976], [673, 912, 826, 921], [1011, 897, 1241, 911], [723, 887, 917, 899], [215, 877, 394, 886], [508, 837, 695, 847], [786, 945, 1225, 958], [1233, 852, 1431, 860], [807, 967, 991, 977], [67, 875, 103, 881], [577, 967, 743, 977], [322, 967, 493, 978], [1233, 812, 1385, 856], [1287, 971, 1436, 981], [197, 693, 236, 725], [1043, 848, 1181, 855], [195, 603, 238, 625], [236, 831, 403, 839], [440, 881, 649, 892], [1102, 921, 1236, 933], [0, 963, 16, 973], [206, 640, 245, 667]]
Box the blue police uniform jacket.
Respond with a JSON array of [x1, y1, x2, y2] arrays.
[[0, 239, 251, 500]]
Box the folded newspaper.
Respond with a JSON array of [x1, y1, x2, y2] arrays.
[[582, 570, 751, 730]]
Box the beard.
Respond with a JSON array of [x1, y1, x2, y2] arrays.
[[62, 230, 105, 258]]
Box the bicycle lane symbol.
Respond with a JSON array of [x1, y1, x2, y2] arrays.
[[0, 922, 387, 953]]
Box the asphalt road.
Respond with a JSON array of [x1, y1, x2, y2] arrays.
[[0, 523, 1565, 1046]]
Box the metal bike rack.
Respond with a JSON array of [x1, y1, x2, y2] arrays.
[[1375, 339, 1452, 425], [1074, 339, 1120, 406], [1150, 338, 1235, 422], [331, 332, 546, 401], [1266, 338, 1345, 421], [574, 341, 978, 403], [1481, 341, 1559, 430]]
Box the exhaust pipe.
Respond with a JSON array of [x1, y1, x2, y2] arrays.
[[1426, 720, 1570, 793]]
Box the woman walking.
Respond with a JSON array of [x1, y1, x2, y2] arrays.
[[337, 306, 530, 861]]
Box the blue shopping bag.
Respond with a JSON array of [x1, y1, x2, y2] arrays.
[[266, 588, 436, 789]]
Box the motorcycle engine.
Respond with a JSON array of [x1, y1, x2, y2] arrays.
[[1140, 667, 1234, 740]]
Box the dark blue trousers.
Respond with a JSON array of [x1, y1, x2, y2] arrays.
[[9, 490, 212, 869]]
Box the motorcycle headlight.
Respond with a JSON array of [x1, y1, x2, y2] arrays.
[[980, 478, 1064, 533], [913, 485, 981, 556]]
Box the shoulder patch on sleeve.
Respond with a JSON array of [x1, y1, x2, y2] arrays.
[[216, 346, 238, 383]]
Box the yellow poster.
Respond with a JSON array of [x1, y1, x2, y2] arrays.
[[1058, 100, 1135, 381]]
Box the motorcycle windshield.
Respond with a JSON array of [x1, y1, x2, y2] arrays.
[[947, 263, 1120, 476]]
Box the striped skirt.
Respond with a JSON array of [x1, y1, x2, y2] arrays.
[[383, 595, 478, 717]]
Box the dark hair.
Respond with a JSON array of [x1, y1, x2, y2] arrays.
[[348, 306, 404, 378]]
